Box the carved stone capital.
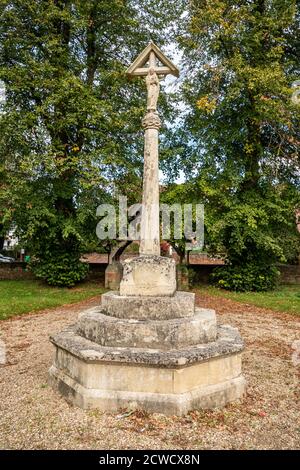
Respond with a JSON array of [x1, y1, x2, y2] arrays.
[[142, 112, 161, 130]]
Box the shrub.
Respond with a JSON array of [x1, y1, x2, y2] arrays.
[[32, 252, 89, 287], [211, 263, 280, 292]]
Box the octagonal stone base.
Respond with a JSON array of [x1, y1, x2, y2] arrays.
[[49, 324, 246, 416]]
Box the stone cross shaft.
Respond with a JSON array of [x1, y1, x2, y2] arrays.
[[126, 42, 179, 256], [140, 51, 161, 256]]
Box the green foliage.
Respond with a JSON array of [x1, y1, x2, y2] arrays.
[[1, 0, 298, 291], [211, 263, 280, 292], [32, 252, 89, 287], [180, 0, 300, 179], [187, 266, 198, 286], [0, 0, 184, 285], [208, 186, 300, 264], [160, 182, 204, 262], [169, 0, 300, 291], [27, 220, 89, 286]]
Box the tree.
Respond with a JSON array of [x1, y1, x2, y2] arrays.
[[174, 0, 300, 290], [0, 0, 183, 285]]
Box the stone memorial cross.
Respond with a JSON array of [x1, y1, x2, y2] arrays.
[[126, 42, 179, 256], [49, 43, 245, 415]]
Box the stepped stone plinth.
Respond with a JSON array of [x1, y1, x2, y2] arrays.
[[49, 260, 246, 415], [49, 307, 245, 415]]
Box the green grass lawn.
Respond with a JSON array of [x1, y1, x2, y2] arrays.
[[1, 279, 299, 322], [197, 284, 300, 316], [0, 279, 106, 320]]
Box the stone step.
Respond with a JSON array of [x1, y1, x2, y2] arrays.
[[76, 307, 217, 350], [49, 324, 245, 416], [50, 324, 244, 367], [101, 290, 195, 320]]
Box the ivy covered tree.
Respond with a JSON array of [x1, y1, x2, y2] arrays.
[[175, 0, 300, 291], [0, 0, 183, 285]]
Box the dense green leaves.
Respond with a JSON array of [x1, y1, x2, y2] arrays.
[[0, 0, 183, 284], [169, 0, 300, 290], [211, 263, 280, 292], [0, 1, 299, 290], [32, 251, 89, 287]]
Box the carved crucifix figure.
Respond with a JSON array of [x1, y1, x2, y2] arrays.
[[146, 67, 160, 112], [126, 42, 179, 256]]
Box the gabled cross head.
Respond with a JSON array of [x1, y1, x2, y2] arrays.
[[126, 41, 179, 78]]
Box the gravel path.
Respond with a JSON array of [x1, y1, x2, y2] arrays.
[[0, 291, 299, 450]]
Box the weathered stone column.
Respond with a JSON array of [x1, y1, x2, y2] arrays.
[[139, 112, 161, 256]]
